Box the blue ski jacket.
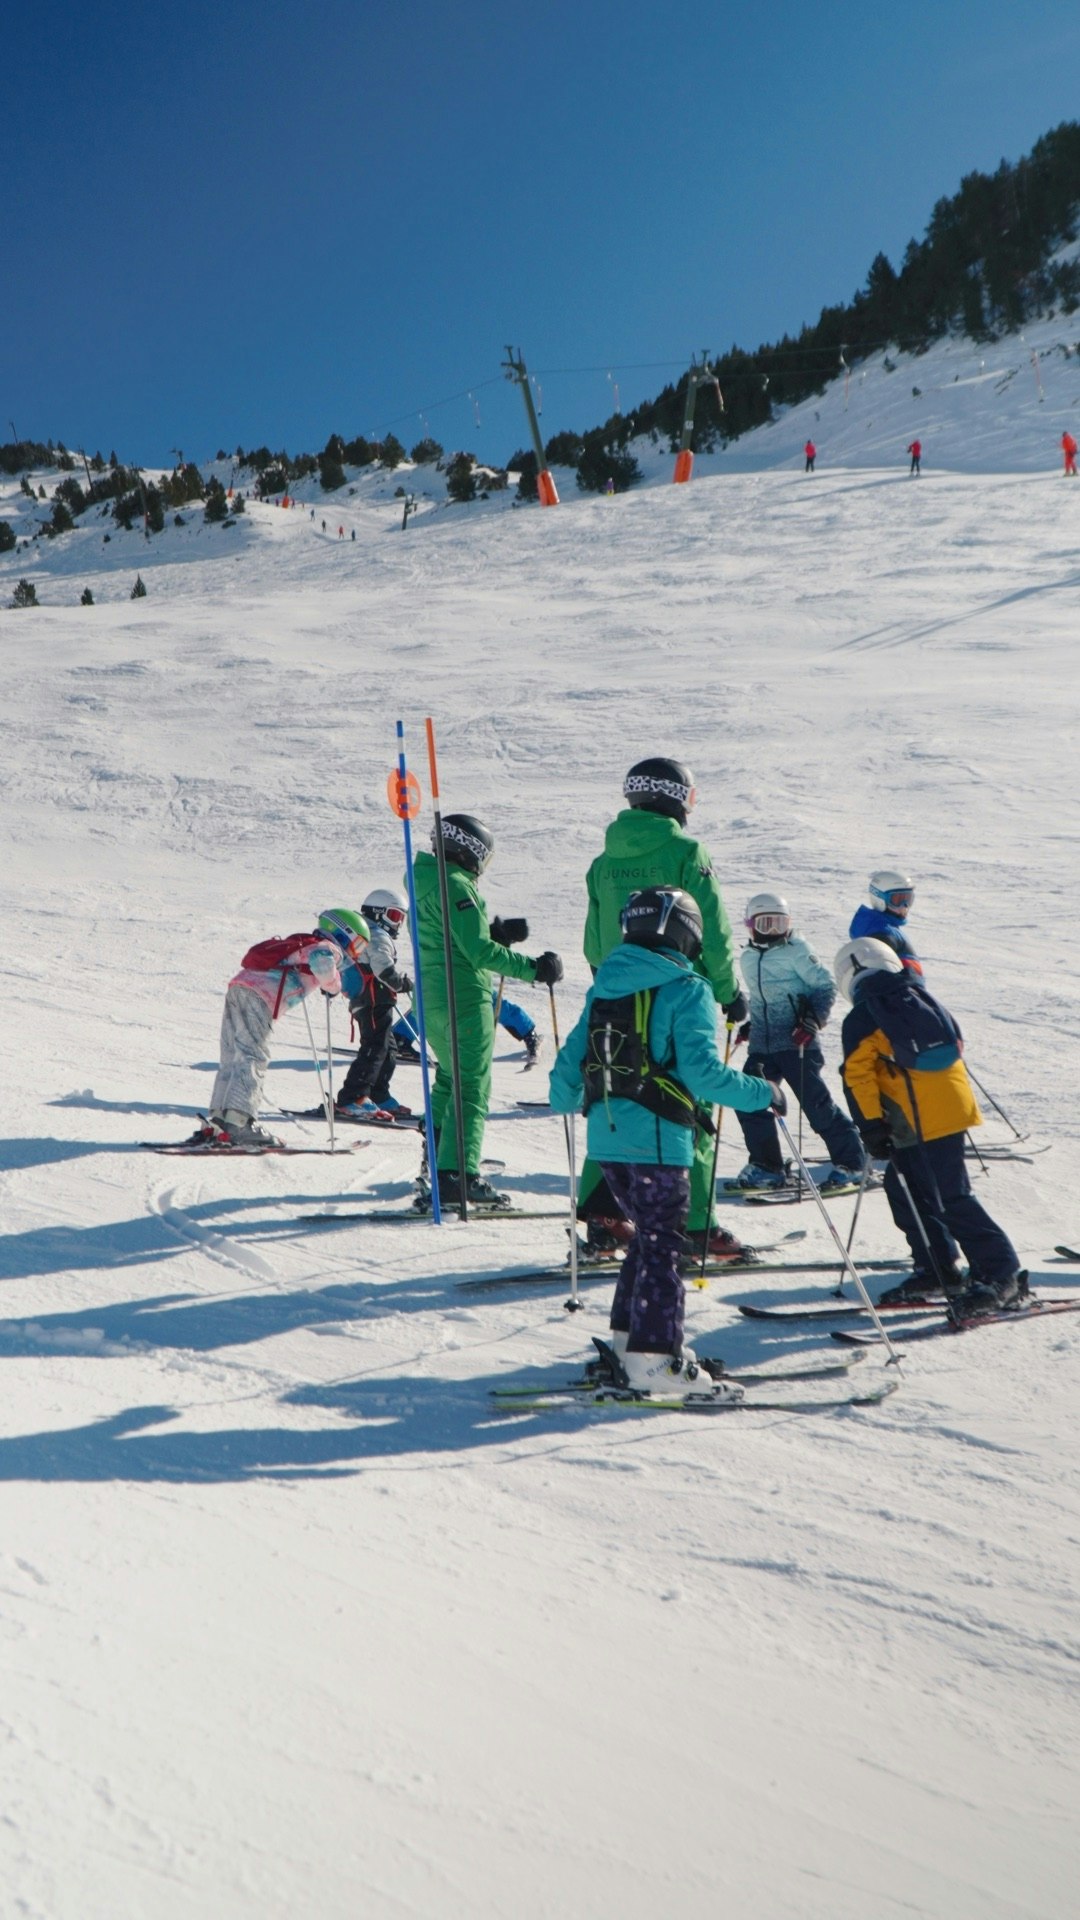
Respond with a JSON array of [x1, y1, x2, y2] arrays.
[[849, 904, 922, 974], [549, 944, 773, 1168]]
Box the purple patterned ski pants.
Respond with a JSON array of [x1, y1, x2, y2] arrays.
[[601, 1162, 690, 1355]]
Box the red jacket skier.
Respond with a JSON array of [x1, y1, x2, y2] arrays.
[[1061, 432, 1077, 476], [804, 440, 816, 473], [907, 440, 922, 476]]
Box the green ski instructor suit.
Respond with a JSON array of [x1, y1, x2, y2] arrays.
[[412, 850, 540, 1176], [582, 807, 740, 1232]]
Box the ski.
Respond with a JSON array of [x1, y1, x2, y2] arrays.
[[283, 1106, 421, 1132], [141, 1139, 365, 1157], [738, 1295, 932, 1323], [725, 1177, 882, 1207], [515, 1101, 551, 1110], [490, 1378, 899, 1416], [457, 1255, 903, 1293], [830, 1296, 1080, 1346], [492, 1351, 867, 1395], [1054, 1245, 1080, 1261], [296, 1206, 565, 1227]]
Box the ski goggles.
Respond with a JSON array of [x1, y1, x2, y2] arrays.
[[746, 911, 792, 937], [379, 906, 408, 930], [885, 890, 914, 913]]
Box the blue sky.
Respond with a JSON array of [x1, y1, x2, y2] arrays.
[[7, 0, 1080, 469]]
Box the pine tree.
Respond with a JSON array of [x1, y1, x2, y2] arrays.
[[130, 575, 147, 599], [81, 587, 94, 605], [446, 452, 477, 503], [10, 578, 38, 607], [0, 522, 15, 553]]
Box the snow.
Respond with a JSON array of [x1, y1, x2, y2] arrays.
[[2, 379, 1080, 1918]]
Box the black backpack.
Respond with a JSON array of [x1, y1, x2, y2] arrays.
[[582, 990, 713, 1134]]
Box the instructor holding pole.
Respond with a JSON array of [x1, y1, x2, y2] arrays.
[[412, 720, 564, 1213]]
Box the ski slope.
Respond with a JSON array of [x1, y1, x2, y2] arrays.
[[2, 415, 1080, 1919]]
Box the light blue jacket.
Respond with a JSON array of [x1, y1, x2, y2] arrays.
[[739, 933, 836, 1054], [549, 945, 774, 1168]]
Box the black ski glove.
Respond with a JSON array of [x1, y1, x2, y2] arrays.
[[860, 1118, 892, 1158], [767, 1081, 787, 1116], [791, 1019, 819, 1048], [722, 990, 749, 1025], [490, 916, 529, 947], [735, 1021, 751, 1046], [533, 951, 564, 986]]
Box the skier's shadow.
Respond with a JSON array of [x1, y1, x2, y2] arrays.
[[0, 1373, 579, 1483]]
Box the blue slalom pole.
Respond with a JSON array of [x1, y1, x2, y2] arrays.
[[396, 721, 441, 1224]]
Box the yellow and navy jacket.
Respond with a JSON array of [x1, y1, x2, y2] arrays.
[[840, 969, 981, 1147]]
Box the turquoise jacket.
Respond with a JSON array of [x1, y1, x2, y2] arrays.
[[549, 945, 774, 1168]]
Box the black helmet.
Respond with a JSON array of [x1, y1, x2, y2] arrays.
[[435, 813, 494, 874], [623, 757, 695, 824], [620, 887, 703, 962]]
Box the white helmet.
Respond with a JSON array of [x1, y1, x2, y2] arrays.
[[834, 936, 905, 1002], [361, 886, 409, 931], [744, 891, 792, 943], [867, 869, 914, 917]]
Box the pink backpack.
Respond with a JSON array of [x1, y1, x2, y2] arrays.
[[240, 932, 326, 1017]]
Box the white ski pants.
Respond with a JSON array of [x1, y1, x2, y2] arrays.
[[210, 985, 274, 1120]]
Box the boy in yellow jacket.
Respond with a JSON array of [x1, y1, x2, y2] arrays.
[[835, 938, 1023, 1317]]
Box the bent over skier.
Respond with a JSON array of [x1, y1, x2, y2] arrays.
[[550, 887, 780, 1401]]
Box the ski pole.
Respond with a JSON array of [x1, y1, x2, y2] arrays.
[[565, 1112, 582, 1314], [300, 993, 332, 1125], [776, 1115, 903, 1364], [548, 984, 584, 1299], [493, 975, 505, 1028], [889, 1152, 954, 1296], [425, 717, 468, 1222], [796, 1043, 806, 1202], [831, 1154, 872, 1299], [966, 1129, 990, 1178], [325, 994, 336, 1153], [696, 1020, 735, 1290], [394, 721, 441, 1224], [965, 1066, 1028, 1142]]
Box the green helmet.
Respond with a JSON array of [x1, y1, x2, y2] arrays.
[[318, 908, 370, 954]]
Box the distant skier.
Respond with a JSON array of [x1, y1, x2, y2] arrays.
[[804, 440, 816, 473], [189, 915, 353, 1149], [907, 439, 922, 476], [835, 937, 1024, 1317], [731, 892, 864, 1192], [412, 813, 562, 1208], [550, 887, 780, 1402], [1061, 431, 1077, 476], [580, 757, 750, 1264], [848, 870, 923, 975]]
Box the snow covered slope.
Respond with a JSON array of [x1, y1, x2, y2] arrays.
[[1, 446, 1079, 1919]]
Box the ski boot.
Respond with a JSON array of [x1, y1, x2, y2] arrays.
[[620, 1346, 744, 1405], [684, 1224, 756, 1265], [952, 1270, 1028, 1319]]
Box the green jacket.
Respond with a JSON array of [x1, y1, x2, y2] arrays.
[[583, 809, 739, 1004], [411, 850, 539, 1010]]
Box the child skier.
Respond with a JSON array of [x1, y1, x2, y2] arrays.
[[549, 886, 782, 1402], [848, 869, 923, 974], [336, 888, 415, 1121], [834, 936, 1024, 1316], [731, 892, 864, 1192], [193, 913, 353, 1149]]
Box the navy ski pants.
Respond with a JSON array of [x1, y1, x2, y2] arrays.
[[602, 1162, 690, 1356], [738, 1045, 863, 1173], [887, 1132, 1019, 1284]]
